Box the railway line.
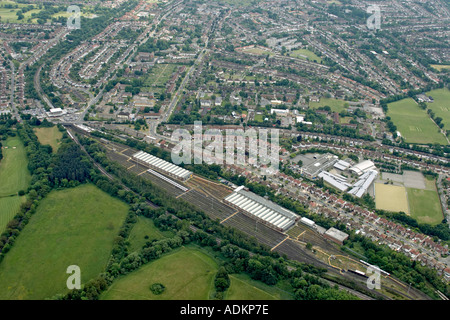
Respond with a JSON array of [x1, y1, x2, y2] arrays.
[[69, 127, 435, 300]]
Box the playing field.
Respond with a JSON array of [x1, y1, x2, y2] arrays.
[[0, 137, 31, 197], [310, 98, 348, 113], [243, 47, 274, 56], [375, 183, 409, 214], [387, 98, 447, 145], [290, 49, 322, 63], [0, 184, 129, 300], [100, 246, 218, 300], [0, 136, 30, 233], [407, 178, 443, 225], [33, 126, 63, 153], [424, 88, 450, 130], [431, 65, 450, 71]]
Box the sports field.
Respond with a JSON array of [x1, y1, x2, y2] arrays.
[[242, 47, 274, 56], [0, 136, 30, 233], [33, 126, 63, 153], [310, 98, 348, 113], [375, 183, 409, 214], [424, 88, 450, 130], [100, 246, 218, 300], [430, 65, 450, 71], [290, 49, 322, 63], [0, 184, 129, 300], [387, 98, 447, 145], [407, 177, 443, 225], [0, 137, 31, 197]]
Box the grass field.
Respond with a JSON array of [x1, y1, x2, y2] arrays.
[[242, 47, 274, 56], [310, 98, 348, 113], [127, 216, 173, 253], [33, 126, 63, 153], [0, 196, 26, 234], [290, 49, 322, 63], [225, 274, 290, 300], [424, 88, 450, 130], [0, 184, 129, 300], [0, 137, 31, 197], [387, 98, 447, 145], [407, 178, 443, 225], [430, 65, 450, 71], [100, 246, 218, 300], [374, 183, 409, 214]]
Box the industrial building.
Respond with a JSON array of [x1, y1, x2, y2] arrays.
[[224, 186, 299, 232], [300, 217, 315, 228], [132, 150, 193, 181], [347, 170, 378, 198], [318, 171, 352, 192], [324, 227, 349, 245], [334, 160, 351, 171], [301, 153, 339, 178], [349, 160, 376, 176]]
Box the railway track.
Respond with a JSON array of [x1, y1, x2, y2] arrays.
[[69, 128, 435, 300]]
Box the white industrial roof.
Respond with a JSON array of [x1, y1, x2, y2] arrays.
[[224, 186, 298, 230], [133, 151, 192, 180]]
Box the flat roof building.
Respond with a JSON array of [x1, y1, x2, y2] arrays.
[[349, 160, 376, 176], [132, 150, 193, 181], [300, 217, 315, 227], [324, 227, 349, 245]]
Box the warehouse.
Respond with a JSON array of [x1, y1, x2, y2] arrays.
[[349, 160, 376, 176], [132, 150, 193, 181], [300, 217, 315, 228], [334, 160, 351, 171], [318, 171, 352, 192], [324, 227, 349, 245], [224, 186, 299, 232]]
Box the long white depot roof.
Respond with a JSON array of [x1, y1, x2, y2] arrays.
[[224, 186, 299, 230], [133, 151, 192, 180]]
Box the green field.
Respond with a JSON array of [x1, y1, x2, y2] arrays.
[[290, 49, 322, 63], [0, 196, 26, 234], [310, 98, 348, 113], [34, 126, 63, 153], [127, 216, 173, 253], [0, 136, 30, 233], [0, 184, 129, 300], [430, 65, 450, 71], [0, 136, 31, 197], [225, 274, 290, 300], [407, 178, 443, 225], [424, 88, 450, 130], [387, 98, 447, 145], [100, 246, 218, 300], [242, 47, 274, 56]]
